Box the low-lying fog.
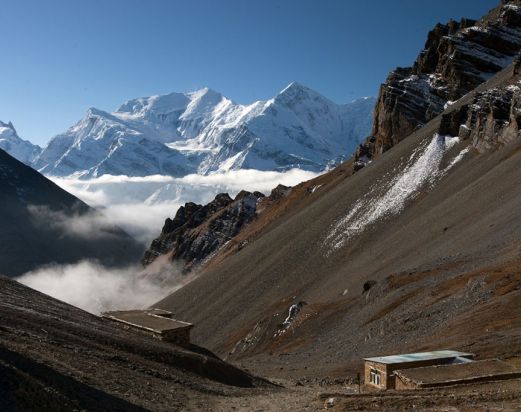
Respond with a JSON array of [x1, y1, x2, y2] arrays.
[[17, 169, 319, 313], [51, 168, 319, 244]]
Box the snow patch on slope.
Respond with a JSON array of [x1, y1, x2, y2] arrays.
[[326, 134, 462, 251]]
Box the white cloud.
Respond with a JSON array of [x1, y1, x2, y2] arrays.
[[20, 169, 319, 313], [50, 169, 319, 244], [27, 205, 124, 241], [16, 259, 192, 315]]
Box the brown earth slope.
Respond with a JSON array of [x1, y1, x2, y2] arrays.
[[155, 57, 521, 383], [0, 276, 269, 411]]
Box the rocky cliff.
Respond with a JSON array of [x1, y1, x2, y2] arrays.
[[439, 60, 521, 151], [142, 191, 266, 271], [354, 0, 521, 170]]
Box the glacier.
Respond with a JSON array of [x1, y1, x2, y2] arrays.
[[0, 121, 41, 166], [32, 83, 375, 178]]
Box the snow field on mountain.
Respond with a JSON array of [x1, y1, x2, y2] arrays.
[[31, 84, 374, 177], [326, 134, 468, 251]]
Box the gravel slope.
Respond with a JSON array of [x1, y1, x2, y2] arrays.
[[0, 276, 269, 411]]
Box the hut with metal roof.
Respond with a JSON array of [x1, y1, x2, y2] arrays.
[[102, 309, 193, 346], [364, 350, 474, 389]]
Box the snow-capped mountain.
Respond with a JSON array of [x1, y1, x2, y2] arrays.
[[34, 83, 375, 178], [0, 120, 41, 165]]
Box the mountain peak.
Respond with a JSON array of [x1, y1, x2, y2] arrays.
[[115, 92, 190, 116], [0, 120, 16, 133], [36, 83, 375, 177], [275, 81, 335, 107], [86, 107, 110, 118], [185, 87, 224, 108], [188, 87, 221, 98], [278, 81, 309, 96], [0, 120, 42, 165]]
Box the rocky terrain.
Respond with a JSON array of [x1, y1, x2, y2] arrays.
[[0, 275, 269, 411], [0, 149, 143, 277], [151, 0, 521, 397], [2, 274, 519, 412], [142, 191, 265, 270], [4, 1, 521, 411], [142, 185, 299, 272], [354, 0, 521, 170]]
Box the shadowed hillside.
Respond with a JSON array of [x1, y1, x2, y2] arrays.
[[0, 276, 268, 411], [0, 149, 143, 277]]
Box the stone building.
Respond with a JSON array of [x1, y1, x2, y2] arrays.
[[102, 308, 193, 346], [364, 350, 474, 390], [394, 359, 521, 390]]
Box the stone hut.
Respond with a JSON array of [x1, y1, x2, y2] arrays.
[[364, 350, 474, 389], [102, 308, 193, 346]]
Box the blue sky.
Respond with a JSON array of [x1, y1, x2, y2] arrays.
[[0, 0, 498, 145]]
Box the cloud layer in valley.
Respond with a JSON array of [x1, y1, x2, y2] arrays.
[[17, 169, 318, 313], [51, 168, 319, 244], [16, 259, 194, 314]]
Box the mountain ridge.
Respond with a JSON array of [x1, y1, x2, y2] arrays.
[[149, 0, 521, 384], [0, 120, 41, 166], [0, 148, 143, 277], [31, 84, 375, 178], [354, 0, 521, 170]]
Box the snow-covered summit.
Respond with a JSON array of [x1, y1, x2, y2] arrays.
[[34, 84, 375, 178], [0, 120, 41, 165]]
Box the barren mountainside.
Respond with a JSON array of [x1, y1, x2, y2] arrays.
[[152, 0, 521, 384], [0, 276, 266, 411], [4, 1, 521, 410], [0, 149, 142, 277]]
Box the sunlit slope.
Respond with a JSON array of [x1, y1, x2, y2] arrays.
[[155, 65, 521, 376]]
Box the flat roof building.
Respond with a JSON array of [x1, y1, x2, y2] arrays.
[[364, 350, 474, 390], [394, 359, 521, 390], [102, 309, 193, 346]]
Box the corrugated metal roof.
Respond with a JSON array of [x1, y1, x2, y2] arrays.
[[364, 350, 474, 364]]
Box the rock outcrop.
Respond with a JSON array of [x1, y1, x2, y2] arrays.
[[142, 191, 265, 270], [439, 72, 521, 151], [354, 0, 521, 170]]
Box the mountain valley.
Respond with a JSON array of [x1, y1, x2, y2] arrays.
[[2, 1, 521, 410]]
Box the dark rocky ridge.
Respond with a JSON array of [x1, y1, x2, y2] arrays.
[[0, 149, 143, 277], [354, 0, 521, 171], [440, 78, 521, 151], [142, 191, 266, 270]]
